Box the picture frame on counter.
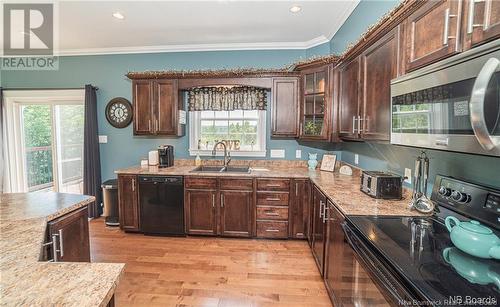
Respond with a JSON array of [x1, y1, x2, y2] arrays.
[[320, 154, 337, 172]]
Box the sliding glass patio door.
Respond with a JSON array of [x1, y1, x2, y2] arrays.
[[3, 90, 85, 193]]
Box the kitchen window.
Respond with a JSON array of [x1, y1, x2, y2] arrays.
[[189, 110, 267, 157]]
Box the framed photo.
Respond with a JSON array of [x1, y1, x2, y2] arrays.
[[320, 154, 337, 172]]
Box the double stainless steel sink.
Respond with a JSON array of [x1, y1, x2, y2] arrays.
[[190, 165, 251, 173]]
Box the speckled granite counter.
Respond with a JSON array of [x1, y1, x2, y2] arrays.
[[116, 164, 426, 217], [0, 192, 125, 307]]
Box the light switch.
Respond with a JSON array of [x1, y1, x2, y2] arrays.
[[98, 135, 108, 143], [404, 168, 412, 184], [270, 149, 285, 158], [354, 154, 359, 165], [296, 149, 302, 159]]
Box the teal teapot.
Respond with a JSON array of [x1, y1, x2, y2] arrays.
[[445, 216, 500, 260]]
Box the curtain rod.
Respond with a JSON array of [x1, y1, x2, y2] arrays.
[[3, 86, 99, 91]]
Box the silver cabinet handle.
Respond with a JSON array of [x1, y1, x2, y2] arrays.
[[220, 194, 224, 208], [319, 200, 324, 218], [443, 8, 451, 45], [352, 116, 357, 133], [295, 182, 298, 196], [322, 205, 329, 223], [52, 234, 58, 262], [148, 119, 151, 131], [212, 194, 215, 208], [58, 229, 64, 257], [265, 212, 280, 216], [265, 229, 280, 232], [357, 115, 362, 134], [265, 198, 281, 201], [132, 178, 136, 192], [467, 0, 485, 33], [156, 119, 159, 132], [266, 184, 282, 188], [470, 57, 500, 151]]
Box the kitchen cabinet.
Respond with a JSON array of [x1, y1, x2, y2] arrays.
[[338, 57, 361, 140], [220, 190, 253, 237], [324, 200, 345, 306], [290, 179, 310, 239], [403, 0, 462, 71], [185, 189, 217, 235], [464, 0, 500, 48], [299, 66, 331, 140], [311, 185, 327, 275], [132, 79, 184, 136], [360, 26, 400, 141], [46, 206, 90, 262], [256, 178, 290, 239], [118, 174, 140, 232], [271, 77, 300, 137]]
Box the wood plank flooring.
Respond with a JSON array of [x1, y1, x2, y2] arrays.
[[89, 219, 332, 307]]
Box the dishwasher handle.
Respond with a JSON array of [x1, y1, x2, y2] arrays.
[[138, 176, 183, 185]]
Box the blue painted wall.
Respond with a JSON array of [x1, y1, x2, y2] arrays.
[[330, 0, 500, 189], [2, 50, 339, 180]]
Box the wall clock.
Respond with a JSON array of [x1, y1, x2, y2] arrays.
[[105, 97, 133, 128]]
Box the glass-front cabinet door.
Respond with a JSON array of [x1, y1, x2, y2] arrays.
[[300, 66, 330, 140]]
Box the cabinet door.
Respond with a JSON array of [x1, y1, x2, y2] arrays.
[[271, 77, 299, 137], [185, 189, 217, 235], [48, 206, 90, 262], [220, 190, 253, 237], [404, 0, 462, 71], [133, 80, 153, 135], [290, 179, 310, 239], [324, 201, 345, 306], [155, 79, 178, 135], [338, 57, 361, 139], [360, 27, 399, 141], [118, 175, 140, 232], [465, 0, 500, 47], [311, 185, 327, 276], [300, 67, 330, 140]]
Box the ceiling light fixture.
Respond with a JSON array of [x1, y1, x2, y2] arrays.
[[289, 5, 302, 13], [112, 12, 125, 20]]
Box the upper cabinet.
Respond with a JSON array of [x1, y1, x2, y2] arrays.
[[271, 77, 300, 138], [132, 79, 184, 136], [463, 0, 500, 48], [299, 66, 331, 140], [403, 0, 462, 71], [338, 57, 361, 140]]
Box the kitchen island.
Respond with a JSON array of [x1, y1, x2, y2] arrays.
[[0, 192, 124, 307]]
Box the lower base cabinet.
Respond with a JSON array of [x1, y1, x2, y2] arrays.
[[311, 185, 327, 275], [220, 190, 253, 237], [185, 189, 217, 235], [45, 206, 90, 262]]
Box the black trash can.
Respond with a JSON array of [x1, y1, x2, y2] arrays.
[[101, 179, 119, 226]]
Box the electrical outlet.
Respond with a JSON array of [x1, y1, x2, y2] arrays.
[[270, 149, 285, 158], [404, 168, 412, 184], [354, 154, 359, 165], [296, 150, 302, 159], [98, 135, 108, 143]]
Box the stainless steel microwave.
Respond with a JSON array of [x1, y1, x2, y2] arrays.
[[391, 39, 500, 157]]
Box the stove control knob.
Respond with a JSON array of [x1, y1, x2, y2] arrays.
[[439, 186, 452, 197], [451, 190, 467, 202]]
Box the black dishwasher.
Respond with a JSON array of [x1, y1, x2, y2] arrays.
[[138, 176, 184, 236]]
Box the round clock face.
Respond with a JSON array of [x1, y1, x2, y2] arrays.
[[105, 97, 133, 128]]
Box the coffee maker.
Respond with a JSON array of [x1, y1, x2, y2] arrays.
[[158, 145, 174, 168]]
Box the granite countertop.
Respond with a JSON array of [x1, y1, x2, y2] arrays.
[[116, 164, 426, 217], [0, 192, 125, 307]]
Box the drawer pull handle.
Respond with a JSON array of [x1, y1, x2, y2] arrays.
[[266, 184, 282, 188], [265, 198, 281, 201], [265, 212, 280, 216], [265, 229, 280, 232]]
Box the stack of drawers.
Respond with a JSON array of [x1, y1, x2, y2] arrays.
[[256, 178, 290, 238]]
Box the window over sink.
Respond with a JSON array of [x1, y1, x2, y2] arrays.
[[189, 110, 267, 157]]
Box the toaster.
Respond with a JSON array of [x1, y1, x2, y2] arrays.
[[360, 171, 403, 200]]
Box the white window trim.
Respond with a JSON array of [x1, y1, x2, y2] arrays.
[[2, 90, 85, 193], [188, 110, 267, 157]]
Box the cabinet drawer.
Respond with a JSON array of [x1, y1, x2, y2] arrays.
[[257, 192, 289, 206], [257, 206, 289, 220], [220, 178, 253, 190], [257, 179, 290, 191], [185, 177, 217, 189], [257, 221, 288, 238]]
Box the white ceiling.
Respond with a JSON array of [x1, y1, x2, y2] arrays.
[[7, 0, 362, 56]]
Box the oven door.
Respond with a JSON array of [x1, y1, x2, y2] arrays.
[[391, 40, 500, 156], [340, 222, 417, 307]]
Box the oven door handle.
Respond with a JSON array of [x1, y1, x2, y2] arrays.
[[469, 57, 500, 151]]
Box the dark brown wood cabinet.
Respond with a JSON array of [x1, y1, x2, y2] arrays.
[[185, 189, 217, 235], [256, 178, 290, 239], [338, 57, 361, 140], [47, 206, 90, 262], [464, 0, 500, 48], [403, 0, 462, 71], [324, 200, 345, 306], [271, 77, 300, 137], [133, 79, 184, 136], [360, 26, 400, 141], [118, 174, 140, 232], [290, 179, 310, 239], [220, 190, 253, 237], [299, 65, 331, 140], [311, 185, 327, 276]]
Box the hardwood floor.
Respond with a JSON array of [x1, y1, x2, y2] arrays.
[[89, 219, 332, 307]]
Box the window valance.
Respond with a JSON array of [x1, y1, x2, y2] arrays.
[[187, 86, 267, 111]]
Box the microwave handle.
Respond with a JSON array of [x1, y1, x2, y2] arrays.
[[469, 57, 499, 151]]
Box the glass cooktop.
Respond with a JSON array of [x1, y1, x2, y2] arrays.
[[348, 215, 500, 305]]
